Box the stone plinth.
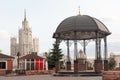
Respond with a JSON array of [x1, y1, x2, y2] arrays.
[[104, 60, 108, 71], [94, 60, 103, 72], [74, 60, 78, 73], [78, 59, 87, 71], [78, 64, 87, 71], [66, 61, 71, 70]]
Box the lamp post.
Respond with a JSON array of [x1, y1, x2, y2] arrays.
[[17, 52, 20, 69]]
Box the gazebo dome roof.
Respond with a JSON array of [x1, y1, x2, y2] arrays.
[[53, 15, 111, 40]]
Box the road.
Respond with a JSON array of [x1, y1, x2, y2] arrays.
[[0, 75, 102, 80]]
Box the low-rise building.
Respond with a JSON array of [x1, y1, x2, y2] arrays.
[[19, 52, 44, 70], [0, 53, 14, 75]]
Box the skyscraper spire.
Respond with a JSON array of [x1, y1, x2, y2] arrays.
[[24, 9, 27, 21], [22, 9, 29, 29]]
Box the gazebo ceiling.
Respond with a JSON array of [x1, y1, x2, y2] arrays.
[[53, 15, 111, 40]]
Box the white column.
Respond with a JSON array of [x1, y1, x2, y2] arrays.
[[39, 59, 40, 70], [30, 59, 31, 70], [25, 59, 26, 70], [34, 59, 36, 70], [46, 60, 48, 70], [6, 61, 7, 70]]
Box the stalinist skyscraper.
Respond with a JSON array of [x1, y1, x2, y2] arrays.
[[10, 11, 39, 56]]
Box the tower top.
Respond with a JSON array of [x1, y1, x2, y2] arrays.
[[24, 9, 27, 21], [22, 9, 29, 29]]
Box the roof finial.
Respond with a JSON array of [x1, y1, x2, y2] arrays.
[[24, 9, 26, 20], [78, 6, 80, 15]]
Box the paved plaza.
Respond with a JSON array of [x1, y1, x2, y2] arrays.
[[0, 75, 102, 80]]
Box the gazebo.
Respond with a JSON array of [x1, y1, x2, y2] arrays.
[[53, 12, 111, 73]]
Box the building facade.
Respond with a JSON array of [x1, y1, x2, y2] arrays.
[[10, 11, 39, 56], [110, 54, 120, 68]]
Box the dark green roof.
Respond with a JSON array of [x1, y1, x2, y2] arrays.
[[53, 15, 111, 40]]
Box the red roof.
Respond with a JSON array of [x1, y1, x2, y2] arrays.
[[0, 53, 14, 59], [19, 52, 44, 60]]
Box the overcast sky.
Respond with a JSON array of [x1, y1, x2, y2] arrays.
[[0, 0, 120, 58]]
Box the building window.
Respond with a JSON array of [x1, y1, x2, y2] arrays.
[[31, 59, 34, 70], [0, 62, 6, 69], [26, 59, 30, 70]]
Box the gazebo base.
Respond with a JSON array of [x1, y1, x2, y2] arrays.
[[94, 60, 103, 72], [53, 70, 101, 76], [104, 60, 109, 71], [74, 60, 78, 73], [66, 61, 71, 70]]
